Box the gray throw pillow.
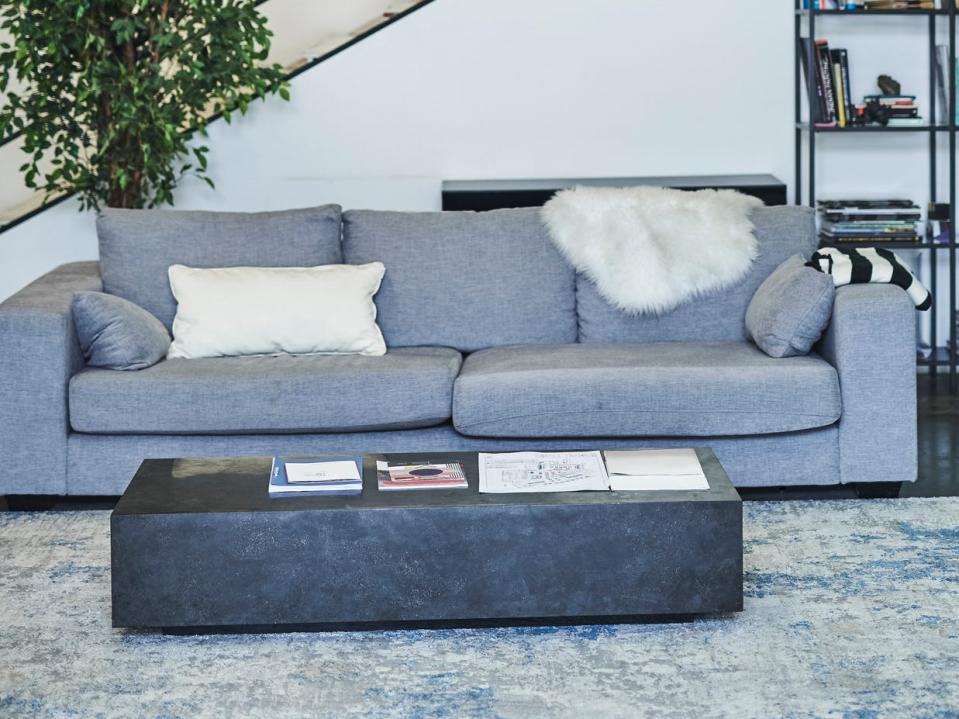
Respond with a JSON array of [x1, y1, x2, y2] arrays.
[[746, 254, 835, 358], [72, 292, 171, 370]]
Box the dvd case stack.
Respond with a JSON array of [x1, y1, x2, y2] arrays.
[[818, 200, 922, 245]]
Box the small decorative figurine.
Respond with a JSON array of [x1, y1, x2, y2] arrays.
[[878, 74, 901, 97]]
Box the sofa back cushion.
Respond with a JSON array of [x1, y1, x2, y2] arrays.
[[97, 206, 343, 329], [342, 209, 577, 351], [576, 206, 818, 343]]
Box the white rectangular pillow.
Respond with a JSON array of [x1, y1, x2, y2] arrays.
[[167, 263, 387, 359]]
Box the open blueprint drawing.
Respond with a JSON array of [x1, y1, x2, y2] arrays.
[[478, 451, 609, 493]]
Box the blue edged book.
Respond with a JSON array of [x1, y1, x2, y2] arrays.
[[268, 456, 364, 497]]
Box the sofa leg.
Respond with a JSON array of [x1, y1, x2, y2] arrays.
[[853, 482, 903, 499]]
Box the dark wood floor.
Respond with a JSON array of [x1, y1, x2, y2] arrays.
[[1, 376, 956, 510], [740, 375, 957, 500], [907, 375, 959, 498]]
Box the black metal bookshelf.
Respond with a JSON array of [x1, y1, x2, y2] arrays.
[[795, 1, 958, 390]]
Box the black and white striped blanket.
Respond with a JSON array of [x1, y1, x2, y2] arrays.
[[806, 247, 932, 311]]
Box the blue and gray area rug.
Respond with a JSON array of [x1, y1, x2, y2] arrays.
[[0, 498, 957, 718]]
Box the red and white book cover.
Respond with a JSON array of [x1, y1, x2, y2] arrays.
[[376, 462, 468, 491]]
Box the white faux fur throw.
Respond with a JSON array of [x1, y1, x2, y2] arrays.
[[541, 186, 763, 315]]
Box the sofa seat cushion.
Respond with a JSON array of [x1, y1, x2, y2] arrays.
[[452, 343, 841, 438], [70, 347, 462, 434]]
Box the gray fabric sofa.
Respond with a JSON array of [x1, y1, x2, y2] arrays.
[[0, 204, 917, 496]]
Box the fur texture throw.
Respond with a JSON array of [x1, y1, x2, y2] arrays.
[[541, 186, 763, 315]]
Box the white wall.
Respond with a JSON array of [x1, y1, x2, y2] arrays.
[[179, 0, 793, 211], [0, 0, 947, 339]]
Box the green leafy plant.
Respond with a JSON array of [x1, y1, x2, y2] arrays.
[[0, 0, 289, 210]]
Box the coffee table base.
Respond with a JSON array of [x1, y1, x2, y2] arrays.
[[111, 451, 743, 630]]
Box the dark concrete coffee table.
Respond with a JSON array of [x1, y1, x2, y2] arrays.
[[111, 449, 742, 631]]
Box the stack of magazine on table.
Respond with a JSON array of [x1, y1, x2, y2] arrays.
[[818, 199, 921, 244], [269, 456, 363, 497], [376, 461, 468, 490]]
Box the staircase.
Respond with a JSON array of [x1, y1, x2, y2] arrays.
[[0, 0, 430, 233]]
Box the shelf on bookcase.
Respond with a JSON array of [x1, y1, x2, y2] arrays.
[[821, 240, 958, 250], [796, 123, 954, 133], [796, 9, 953, 16]]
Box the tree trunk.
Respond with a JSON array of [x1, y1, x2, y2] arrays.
[[106, 160, 144, 209], [104, 18, 143, 209]]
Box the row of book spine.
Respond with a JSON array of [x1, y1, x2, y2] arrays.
[[800, 39, 853, 127], [804, 0, 942, 9]]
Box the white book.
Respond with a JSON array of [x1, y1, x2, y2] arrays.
[[285, 459, 361, 484], [268, 456, 363, 497], [603, 449, 709, 491]]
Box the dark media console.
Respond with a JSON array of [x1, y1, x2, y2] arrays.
[[441, 174, 787, 211]]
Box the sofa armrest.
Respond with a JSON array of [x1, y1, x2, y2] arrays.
[[0, 262, 102, 494], [816, 283, 917, 485]]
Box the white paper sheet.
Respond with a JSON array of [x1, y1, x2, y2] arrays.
[[478, 451, 609, 493], [603, 449, 709, 491], [285, 460, 361, 484]]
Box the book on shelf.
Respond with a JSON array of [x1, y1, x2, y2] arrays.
[[829, 50, 852, 127], [835, 49, 854, 125], [929, 202, 951, 220], [863, 95, 922, 125], [269, 455, 363, 497], [818, 199, 922, 244], [817, 40, 839, 125], [929, 219, 952, 243], [801, 43, 928, 128], [803, 1, 871, 8], [800, 39, 854, 127], [886, 117, 926, 127], [822, 225, 920, 237], [822, 210, 921, 221], [376, 461, 468, 490], [936, 46, 951, 125], [864, 0, 935, 8], [929, 202, 954, 243], [820, 199, 918, 209], [819, 237, 921, 244], [862, 95, 919, 113], [934, 45, 959, 125], [804, 0, 939, 10], [800, 38, 828, 124]]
